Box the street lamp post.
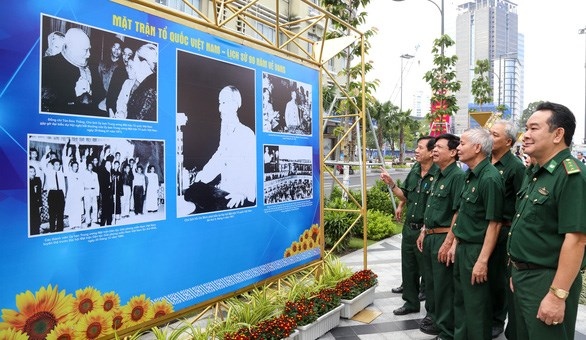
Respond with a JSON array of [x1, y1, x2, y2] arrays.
[[394, 0, 445, 54], [578, 27, 586, 144], [400, 54, 414, 112]]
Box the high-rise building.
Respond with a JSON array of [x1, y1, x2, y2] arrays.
[[454, 0, 524, 133]]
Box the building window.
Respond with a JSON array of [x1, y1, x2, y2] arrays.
[[160, 0, 201, 17], [256, 22, 275, 43]]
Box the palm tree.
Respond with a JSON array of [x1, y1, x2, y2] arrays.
[[368, 99, 395, 157]]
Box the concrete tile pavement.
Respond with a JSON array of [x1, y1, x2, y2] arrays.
[[316, 234, 586, 339]]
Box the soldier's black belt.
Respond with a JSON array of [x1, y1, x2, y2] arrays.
[[409, 223, 424, 230], [510, 260, 550, 271]]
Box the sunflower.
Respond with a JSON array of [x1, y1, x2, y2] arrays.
[[69, 287, 101, 323], [46, 322, 77, 340], [109, 308, 126, 332], [151, 300, 174, 319], [0, 328, 29, 340], [122, 295, 153, 327], [0, 284, 72, 340], [76, 310, 111, 339], [98, 292, 120, 313]]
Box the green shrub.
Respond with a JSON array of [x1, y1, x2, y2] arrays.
[[324, 198, 358, 252], [366, 184, 393, 214], [366, 209, 401, 240]]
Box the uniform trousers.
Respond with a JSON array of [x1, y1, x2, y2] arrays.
[[422, 233, 454, 340], [489, 226, 509, 330], [454, 242, 491, 340], [400, 226, 425, 311], [512, 267, 581, 340]]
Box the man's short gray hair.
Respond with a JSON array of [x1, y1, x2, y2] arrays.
[[493, 119, 518, 144], [464, 127, 493, 156]]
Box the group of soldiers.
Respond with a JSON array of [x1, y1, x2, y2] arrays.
[[380, 101, 586, 340]]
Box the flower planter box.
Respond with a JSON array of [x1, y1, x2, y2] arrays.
[[340, 285, 377, 319], [296, 304, 343, 340], [283, 329, 299, 340]]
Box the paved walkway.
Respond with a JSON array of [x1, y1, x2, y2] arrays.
[[316, 234, 586, 339]]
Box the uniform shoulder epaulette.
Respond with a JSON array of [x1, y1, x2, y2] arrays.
[[562, 158, 581, 175]]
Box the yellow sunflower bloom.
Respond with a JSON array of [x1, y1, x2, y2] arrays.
[[46, 321, 78, 340], [109, 308, 127, 332], [99, 292, 120, 313], [69, 287, 101, 323], [76, 310, 111, 339], [0, 328, 29, 340], [122, 295, 153, 327], [0, 284, 72, 340], [151, 300, 174, 319]]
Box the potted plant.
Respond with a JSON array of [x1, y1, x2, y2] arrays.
[[284, 287, 342, 340], [336, 269, 378, 319], [223, 314, 298, 340]]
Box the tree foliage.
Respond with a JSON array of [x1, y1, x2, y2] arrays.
[[518, 101, 543, 132], [423, 35, 461, 122], [470, 59, 493, 111]]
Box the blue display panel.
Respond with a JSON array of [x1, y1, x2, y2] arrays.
[[0, 1, 320, 337]]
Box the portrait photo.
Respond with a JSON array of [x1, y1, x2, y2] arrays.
[[40, 15, 158, 122], [176, 50, 257, 216]]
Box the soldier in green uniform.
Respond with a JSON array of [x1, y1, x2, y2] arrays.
[[508, 102, 586, 340], [416, 133, 465, 339], [380, 136, 439, 316], [489, 120, 526, 339], [451, 127, 505, 340]]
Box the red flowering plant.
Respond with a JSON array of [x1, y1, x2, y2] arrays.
[[335, 269, 378, 300], [283, 287, 341, 327], [223, 314, 297, 340]]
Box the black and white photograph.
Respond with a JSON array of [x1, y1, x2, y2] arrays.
[[176, 50, 257, 216], [28, 134, 165, 236], [262, 72, 312, 136], [263, 144, 313, 205], [40, 15, 158, 121]]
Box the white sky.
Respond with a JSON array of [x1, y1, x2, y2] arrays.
[[361, 0, 586, 145]]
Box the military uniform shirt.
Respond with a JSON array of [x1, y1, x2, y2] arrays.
[[400, 162, 439, 224], [423, 161, 465, 229], [453, 158, 505, 243], [508, 149, 586, 268], [492, 150, 526, 222]]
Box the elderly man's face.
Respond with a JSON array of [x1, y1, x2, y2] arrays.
[[64, 32, 91, 67]]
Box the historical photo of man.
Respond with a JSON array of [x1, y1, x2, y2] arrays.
[[40, 15, 157, 121], [176, 50, 256, 216]]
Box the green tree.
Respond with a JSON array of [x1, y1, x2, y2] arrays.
[[395, 109, 419, 163], [518, 101, 543, 132], [322, 0, 378, 163], [470, 59, 492, 111], [423, 35, 461, 133], [367, 99, 397, 156]]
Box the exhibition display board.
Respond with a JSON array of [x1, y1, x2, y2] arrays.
[[0, 1, 321, 337]]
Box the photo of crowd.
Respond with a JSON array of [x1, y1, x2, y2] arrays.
[[40, 15, 158, 121], [262, 73, 312, 136], [176, 50, 257, 216], [28, 135, 165, 236], [263, 144, 313, 204]]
